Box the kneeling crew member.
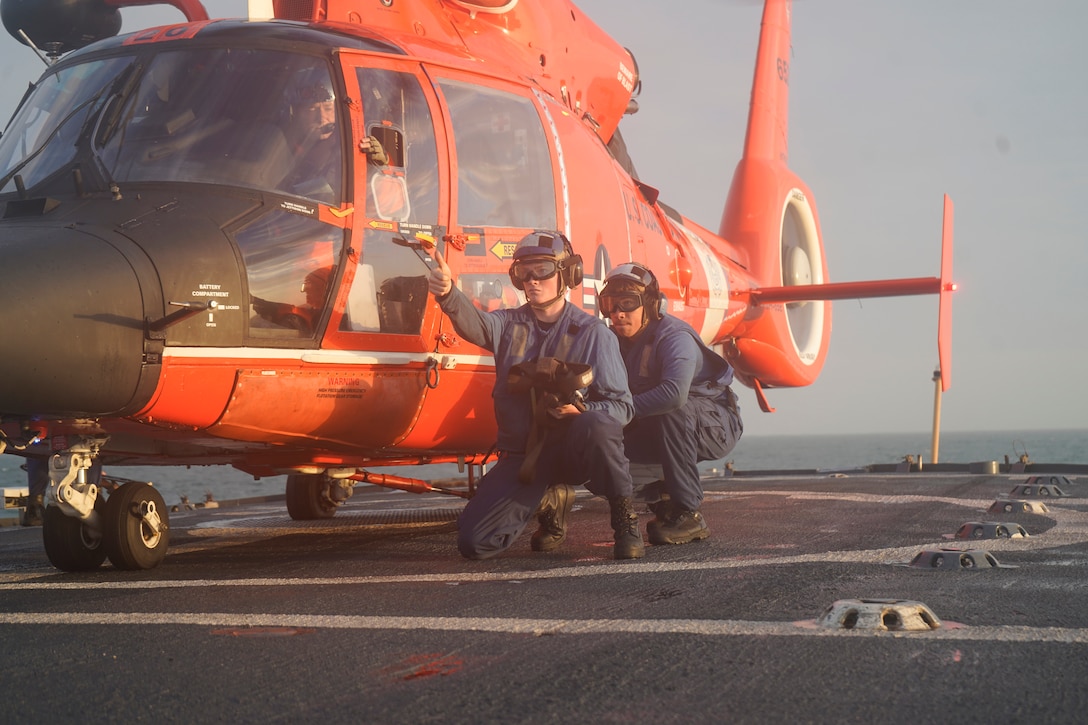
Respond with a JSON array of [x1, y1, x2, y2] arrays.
[[600, 263, 743, 545], [427, 232, 643, 560]]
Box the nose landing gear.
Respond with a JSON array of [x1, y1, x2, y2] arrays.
[[42, 440, 170, 572]]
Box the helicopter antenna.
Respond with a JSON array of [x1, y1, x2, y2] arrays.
[[17, 28, 53, 67]]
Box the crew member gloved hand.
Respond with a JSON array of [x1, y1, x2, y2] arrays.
[[361, 135, 389, 166]]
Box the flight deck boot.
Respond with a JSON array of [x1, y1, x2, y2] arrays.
[[531, 484, 575, 552], [609, 496, 645, 559], [648, 508, 710, 545]]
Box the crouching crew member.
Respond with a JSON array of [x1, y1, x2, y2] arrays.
[[427, 232, 644, 560], [600, 263, 743, 544]]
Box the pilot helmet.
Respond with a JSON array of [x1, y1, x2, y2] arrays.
[[285, 69, 337, 141], [286, 67, 335, 113], [289, 82, 333, 107], [508, 231, 583, 291], [289, 65, 335, 118], [302, 266, 332, 306], [600, 262, 666, 320]]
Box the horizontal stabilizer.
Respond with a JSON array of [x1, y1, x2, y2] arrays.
[[749, 276, 944, 304]]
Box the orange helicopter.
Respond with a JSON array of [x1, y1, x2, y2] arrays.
[[0, 0, 954, 571]]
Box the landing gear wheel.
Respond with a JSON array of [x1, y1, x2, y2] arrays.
[[42, 496, 108, 572], [103, 482, 169, 571], [286, 474, 337, 520]]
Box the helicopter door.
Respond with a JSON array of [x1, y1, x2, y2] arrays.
[[324, 59, 445, 350]]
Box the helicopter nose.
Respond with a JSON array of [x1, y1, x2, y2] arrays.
[[0, 225, 159, 417]]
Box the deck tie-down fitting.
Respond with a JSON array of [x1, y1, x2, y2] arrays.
[[988, 498, 1049, 514], [950, 521, 1029, 540], [903, 547, 1014, 570], [1009, 478, 1069, 498], [817, 599, 941, 631]]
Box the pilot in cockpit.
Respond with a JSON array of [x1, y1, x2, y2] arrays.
[[279, 78, 343, 201], [251, 265, 333, 336], [277, 75, 389, 203]]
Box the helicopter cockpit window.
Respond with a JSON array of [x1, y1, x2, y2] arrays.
[[461, 274, 522, 312], [355, 67, 439, 223], [234, 209, 345, 340], [369, 126, 405, 168], [367, 125, 410, 221], [438, 80, 557, 229], [84, 49, 344, 204], [0, 56, 131, 194]]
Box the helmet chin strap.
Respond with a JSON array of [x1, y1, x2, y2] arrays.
[[529, 291, 566, 311]]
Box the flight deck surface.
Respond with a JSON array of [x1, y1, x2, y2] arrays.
[[2, 471, 1087, 723]]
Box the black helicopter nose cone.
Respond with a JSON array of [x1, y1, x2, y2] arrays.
[[0, 224, 158, 417]]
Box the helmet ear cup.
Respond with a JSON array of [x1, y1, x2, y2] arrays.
[[653, 292, 667, 320], [564, 254, 584, 289], [643, 275, 665, 320]]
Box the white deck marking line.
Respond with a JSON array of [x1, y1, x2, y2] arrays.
[[0, 549, 946, 589], [2, 611, 1088, 643], [2, 493, 1086, 587], [706, 490, 996, 508], [0, 530, 1067, 591]]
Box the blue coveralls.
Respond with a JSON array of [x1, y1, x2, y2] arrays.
[[618, 314, 743, 513], [437, 287, 634, 559], [26, 448, 48, 497]]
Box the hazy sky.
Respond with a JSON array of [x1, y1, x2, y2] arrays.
[[0, 1, 1083, 437]]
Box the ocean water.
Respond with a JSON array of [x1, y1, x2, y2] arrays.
[[2, 428, 1084, 507], [726, 428, 1086, 472]]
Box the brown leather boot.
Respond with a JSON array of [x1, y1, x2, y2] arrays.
[[648, 508, 710, 545], [609, 496, 645, 559], [531, 484, 575, 552]]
